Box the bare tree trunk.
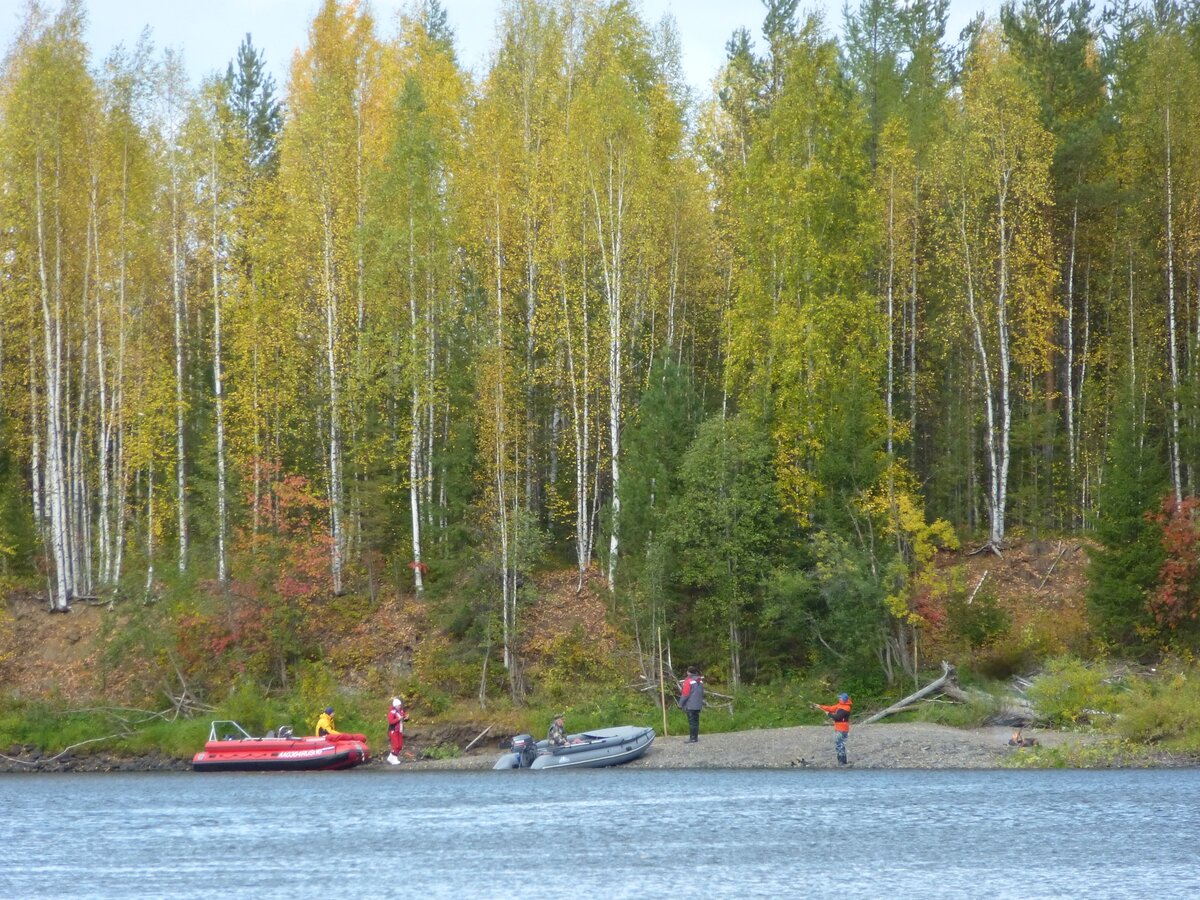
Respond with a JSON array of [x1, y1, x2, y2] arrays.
[[211, 143, 229, 586], [144, 457, 155, 597], [559, 256, 592, 581], [1064, 201, 1078, 509], [590, 150, 626, 592], [492, 203, 514, 674], [35, 159, 71, 611], [994, 173, 1012, 547], [885, 162, 896, 457], [92, 174, 113, 589], [1164, 105, 1183, 502], [959, 196, 1000, 548], [909, 175, 920, 447], [407, 213, 424, 594], [322, 202, 344, 594], [170, 164, 188, 575]]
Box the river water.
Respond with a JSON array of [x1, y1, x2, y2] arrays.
[[3, 768, 1198, 898]]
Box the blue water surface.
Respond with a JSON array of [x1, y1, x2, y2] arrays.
[[2, 768, 1197, 898]]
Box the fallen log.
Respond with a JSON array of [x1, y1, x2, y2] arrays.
[[860, 661, 958, 725]]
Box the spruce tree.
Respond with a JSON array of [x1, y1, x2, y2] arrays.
[[1086, 393, 1167, 646]]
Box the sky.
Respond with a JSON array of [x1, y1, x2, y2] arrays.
[[0, 0, 1003, 94]]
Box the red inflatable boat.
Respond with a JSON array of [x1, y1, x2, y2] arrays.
[[192, 721, 370, 772]]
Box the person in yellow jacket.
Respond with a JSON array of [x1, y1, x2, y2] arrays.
[[315, 706, 367, 744]]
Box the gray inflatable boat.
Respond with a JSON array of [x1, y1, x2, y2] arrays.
[[494, 725, 655, 770]]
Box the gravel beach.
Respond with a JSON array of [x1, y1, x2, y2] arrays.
[[407, 722, 1100, 771], [0, 723, 1112, 773]]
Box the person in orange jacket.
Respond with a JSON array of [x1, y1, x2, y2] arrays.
[[814, 693, 852, 765]]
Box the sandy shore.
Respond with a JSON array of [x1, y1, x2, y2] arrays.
[[404, 722, 1104, 771]]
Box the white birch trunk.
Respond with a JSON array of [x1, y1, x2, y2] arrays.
[[994, 172, 1012, 547], [560, 257, 592, 580], [93, 175, 113, 588], [909, 177, 919, 444], [885, 163, 896, 457], [1163, 105, 1183, 502], [28, 329, 43, 540], [590, 147, 626, 592], [171, 165, 188, 574], [211, 143, 229, 586], [1064, 201, 1078, 497], [109, 140, 132, 587], [112, 205, 129, 587], [493, 204, 512, 671], [35, 160, 71, 611], [144, 459, 155, 597], [323, 203, 345, 594], [958, 196, 1001, 547], [252, 342, 261, 535], [408, 213, 424, 594], [1077, 262, 1090, 513]]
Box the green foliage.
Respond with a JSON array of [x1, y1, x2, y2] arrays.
[[945, 589, 1011, 649], [668, 414, 791, 676], [1002, 739, 1152, 769], [1086, 395, 1166, 646], [217, 681, 286, 736], [529, 626, 624, 702], [1114, 667, 1200, 751], [0, 436, 35, 579], [419, 741, 461, 760], [803, 531, 890, 671], [1026, 656, 1120, 726]]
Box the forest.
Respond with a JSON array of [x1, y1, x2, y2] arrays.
[[3, 0, 1200, 719]]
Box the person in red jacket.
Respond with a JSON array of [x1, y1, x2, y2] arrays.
[[814, 693, 852, 765], [386, 697, 409, 765], [679, 666, 705, 743]]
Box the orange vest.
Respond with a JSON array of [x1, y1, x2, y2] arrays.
[[819, 699, 852, 733]]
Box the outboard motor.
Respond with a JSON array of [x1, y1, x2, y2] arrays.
[[510, 734, 538, 768]]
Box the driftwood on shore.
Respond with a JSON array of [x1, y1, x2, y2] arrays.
[[861, 661, 965, 725], [860, 660, 1041, 727]]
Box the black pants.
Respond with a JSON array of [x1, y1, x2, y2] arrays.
[[685, 709, 700, 741]]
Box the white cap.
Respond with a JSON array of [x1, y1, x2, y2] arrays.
[[392, 697, 402, 707]]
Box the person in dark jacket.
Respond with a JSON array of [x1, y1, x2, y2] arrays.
[[814, 693, 852, 765], [679, 666, 705, 743], [548, 713, 568, 746]]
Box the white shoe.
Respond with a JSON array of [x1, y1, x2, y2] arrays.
[[387, 753, 400, 765]]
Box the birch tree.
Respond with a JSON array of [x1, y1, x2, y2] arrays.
[[935, 27, 1056, 548], [279, 0, 383, 594], [0, 1, 97, 609]]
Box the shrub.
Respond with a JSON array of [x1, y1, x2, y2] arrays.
[[1114, 668, 1200, 751], [1026, 656, 1119, 726], [217, 681, 284, 735], [528, 625, 625, 702], [419, 741, 461, 760]]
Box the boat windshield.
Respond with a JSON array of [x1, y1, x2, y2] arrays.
[[207, 720, 254, 742]]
